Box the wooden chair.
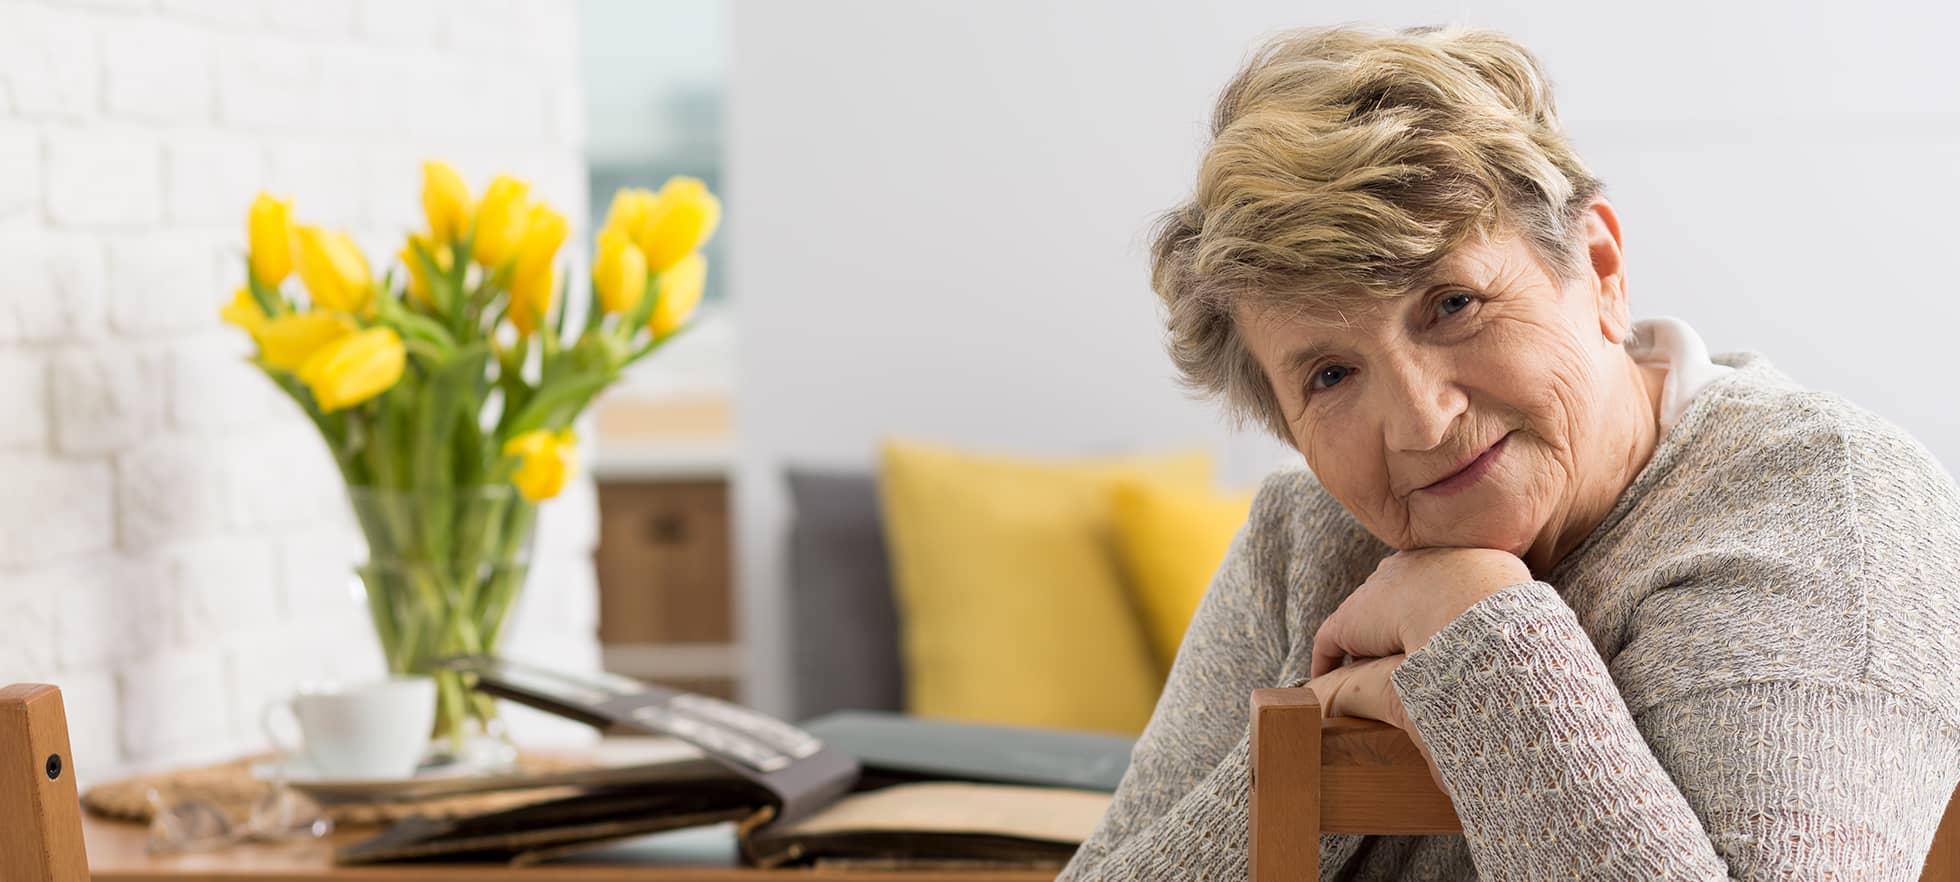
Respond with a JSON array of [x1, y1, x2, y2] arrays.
[[1248, 685, 1960, 882], [2, 684, 90, 882]]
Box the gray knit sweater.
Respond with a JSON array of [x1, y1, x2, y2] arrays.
[[1055, 351, 1960, 880]]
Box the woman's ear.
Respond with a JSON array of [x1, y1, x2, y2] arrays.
[[1582, 197, 1633, 344]]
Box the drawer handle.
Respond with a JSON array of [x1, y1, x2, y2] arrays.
[[648, 514, 688, 543]]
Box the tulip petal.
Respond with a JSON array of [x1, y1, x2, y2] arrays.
[[258, 311, 357, 372], [421, 160, 475, 243], [299, 326, 404, 412], [594, 229, 648, 315], [296, 226, 374, 314], [636, 177, 721, 273], [650, 253, 708, 337], [248, 194, 295, 286], [503, 428, 579, 501]]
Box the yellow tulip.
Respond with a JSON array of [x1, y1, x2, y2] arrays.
[[220, 286, 267, 334], [298, 326, 404, 413], [593, 229, 647, 314], [650, 253, 707, 337], [602, 188, 656, 240], [247, 194, 295, 285], [503, 428, 578, 501], [256, 311, 357, 372], [635, 177, 720, 273], [507, 204, 567, 335], [508, 264, 556, 336], [471, 175, 532, 268], [295, 226, 373, 314], [420, 160, 474, 243], [512, 203, 567, 286], [400, 233, 452, 307]]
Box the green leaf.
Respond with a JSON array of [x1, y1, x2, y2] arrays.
[[380, 298, 460, 357], [627, 318, 697, 367], [246, 260, 290, 317], [553, 266, 574, 341], [410, 343, 488, 491], [623, 268, 660, 334], [407, 237, 458, 318], [502, 370, 613, 439]]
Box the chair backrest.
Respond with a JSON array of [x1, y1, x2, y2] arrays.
[[1, 684, 90, 882], [1248, 685, 1960, 882]]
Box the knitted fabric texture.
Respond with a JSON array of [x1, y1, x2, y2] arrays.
[[1055, 351, 1960, 881]]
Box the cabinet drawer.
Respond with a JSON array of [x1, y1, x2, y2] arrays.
[[595, 479, 732, 644]]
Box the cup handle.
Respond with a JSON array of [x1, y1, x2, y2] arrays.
[[261, 698, 304, 759]]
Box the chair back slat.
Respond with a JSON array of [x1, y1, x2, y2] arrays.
[[0, 684, 91, 882], [1318, 717, 1459, 834]]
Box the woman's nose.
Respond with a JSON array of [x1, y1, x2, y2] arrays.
[[1379, 360, 1465, 453]]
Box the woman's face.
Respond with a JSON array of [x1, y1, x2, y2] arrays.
[[1238, 203, 1648, 563]]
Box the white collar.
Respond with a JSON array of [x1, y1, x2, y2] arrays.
[[1625, 316, 1733, 435]]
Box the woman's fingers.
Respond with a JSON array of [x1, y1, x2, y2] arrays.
[[1309, 600, 1405, 677], [1306, 654, 1448, 792], [1304, 653, 1406, 726], [1310, 551, 1436, 678], [1309, 624, 1347, 678]]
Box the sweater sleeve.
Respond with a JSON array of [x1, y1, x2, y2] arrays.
[[1055, 479, 1301, 881], [1390, 580, 1960, 881]]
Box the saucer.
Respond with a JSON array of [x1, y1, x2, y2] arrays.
[[249, 755, 501, 801]]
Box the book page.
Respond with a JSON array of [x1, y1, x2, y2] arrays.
[[770, 782, 1112, 843]]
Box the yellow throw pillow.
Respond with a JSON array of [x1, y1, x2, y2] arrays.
[[1109, 477, 1255, 673], [876, 438, 1213, 735]]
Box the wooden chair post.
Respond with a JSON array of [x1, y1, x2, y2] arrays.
[[1925, 790, 1960, 881], [1250, 686, 1460, 882], [1250, 685, 1322, 882], [1, 684, 90, 882]]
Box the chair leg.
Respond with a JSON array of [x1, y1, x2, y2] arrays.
[[1250, 685, 1322, 882], [1, 684, 91, 882]]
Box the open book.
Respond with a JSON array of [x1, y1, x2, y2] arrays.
[[333, 657, 1129, 868]]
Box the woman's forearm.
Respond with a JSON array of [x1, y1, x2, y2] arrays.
[[1392, 580, 1956, 880], [1055, 732, 1257, 880]]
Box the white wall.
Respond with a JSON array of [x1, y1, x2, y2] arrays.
[[729, 1, 1960, 717], [0, 0, 600, 782]]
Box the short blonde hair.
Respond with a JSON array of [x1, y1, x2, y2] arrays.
[[1151, 23, 1607, 441]]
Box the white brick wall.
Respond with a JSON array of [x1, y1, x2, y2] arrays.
[[0, 0, 598, 784]]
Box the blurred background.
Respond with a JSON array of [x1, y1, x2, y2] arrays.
[[1, 0, 1954, 784]]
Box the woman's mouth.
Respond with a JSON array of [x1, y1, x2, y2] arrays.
[[1418, 432, 1512, 497]]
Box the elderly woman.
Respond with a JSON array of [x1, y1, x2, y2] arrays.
[[1056, 23, 1960, 882]]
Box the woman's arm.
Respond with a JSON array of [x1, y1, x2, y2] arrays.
[[1056, 473, 1310, 881], [1390, 579, 1960, 880]]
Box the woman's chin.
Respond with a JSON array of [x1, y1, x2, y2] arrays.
[[1409, 507, 1537, 554], [1404, 471, 1543, 552]]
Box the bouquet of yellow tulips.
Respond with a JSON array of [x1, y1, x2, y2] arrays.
[[221, 161, 718, 760]]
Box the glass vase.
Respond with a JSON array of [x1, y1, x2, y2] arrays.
[[347, 485, 537, 772]]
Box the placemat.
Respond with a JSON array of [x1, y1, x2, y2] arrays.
[[82, 753, 595, 826]]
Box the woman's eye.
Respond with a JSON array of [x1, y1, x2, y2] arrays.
[[1311, 364, 1352, 391], [1439, 292, 1474, 316]]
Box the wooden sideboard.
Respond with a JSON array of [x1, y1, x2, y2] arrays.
[[591, 392, 744, 703], [595, 476, 740, 702]]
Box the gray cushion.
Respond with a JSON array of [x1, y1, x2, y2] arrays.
[[784, 467, 907, 722]]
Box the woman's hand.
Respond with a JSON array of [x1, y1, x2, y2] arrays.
[[1309, 547, 1534, 678], [1302, 547, 1534, 792], [1300, 654, 1447, 791]]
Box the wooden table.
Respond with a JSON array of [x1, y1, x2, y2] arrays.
[[81, 815, 1057, 881]]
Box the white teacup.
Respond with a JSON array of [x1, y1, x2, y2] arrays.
[[262, 676, 436, 779]]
